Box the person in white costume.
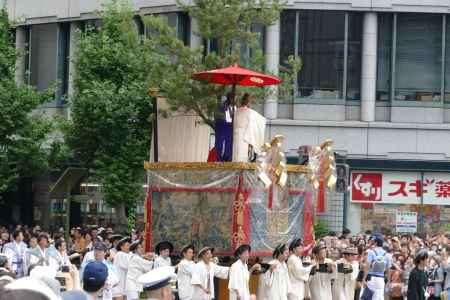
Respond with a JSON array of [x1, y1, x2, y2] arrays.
[[2, 230, 27, 278], [287, 239, 313, 300], [113, 237, 132, 300], [153, 241, 173, 269], [332, 247, 359, 300], [177, 244, 196, 300], [191, 246, 229, 300], [264, 244, 292, 300], [126, 239, 154, 300], [49, 239, 72, 271], [308, 243, 336, 300], [232, 93, 266, 162], [139, 266, 176, 300], [228, 244, 261, 300]]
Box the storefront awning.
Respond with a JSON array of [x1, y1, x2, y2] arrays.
[[49, 167, 86, 199]]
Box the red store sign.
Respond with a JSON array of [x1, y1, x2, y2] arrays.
[[351, 171, 450, 204]]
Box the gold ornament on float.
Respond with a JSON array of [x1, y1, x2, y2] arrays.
[[256, 135, 288, 188]]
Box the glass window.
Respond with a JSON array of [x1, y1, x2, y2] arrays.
[[297, 11, 345, 100], [444, 16, 450, 102], [346, 13, 363, 101], [152, 12, 190, 46], [56, 23, 70, 105], [376, 14, 393, 101], [395, 14, 442, 101], [30, 24, 58, 92], [280, 10, 297, 67]]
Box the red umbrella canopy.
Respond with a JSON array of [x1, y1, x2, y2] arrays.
[[192, 64, 282, 87]]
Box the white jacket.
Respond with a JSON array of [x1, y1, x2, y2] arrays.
[[125, 254, 153, 293], [191, 260, 229, 300], [177, 259, 196, 300]]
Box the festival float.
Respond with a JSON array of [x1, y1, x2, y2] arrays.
[[143, 65, 337, 297]]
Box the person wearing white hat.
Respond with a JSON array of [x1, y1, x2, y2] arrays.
[[263, 244, 292, 300], [191, 246, 229, 300], [228, 244, 261, 300], [177, 244, 196, 300], [1, 277, 60, 300], [126, 239, 154, 300], [1, 230, 27, 278], [287, 239, 313, 300], [138, 265, 176, 300]]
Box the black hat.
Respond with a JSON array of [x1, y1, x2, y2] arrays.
[[312, 243, 327, 255], [111, 234, 123, 242], [130, 239, 143, 252], [116, 237, 132, 251], [234, 244, 251, 258], [155, 241, 174, 255], [181, 244, 195, 255], [289, 238, 303, 251], [342, 247, 358, 255], [93, 242, 108, 252], [198, 246, 214, 258], [272, 244, 287, 258]]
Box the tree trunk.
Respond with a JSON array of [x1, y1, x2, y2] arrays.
[[114, 202, 128, 234]]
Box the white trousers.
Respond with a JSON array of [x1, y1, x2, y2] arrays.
[[361, 276, 384, 300]]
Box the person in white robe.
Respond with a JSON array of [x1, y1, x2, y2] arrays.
[[232, 93, 266, 162], [80, 242, 119, 300], [287, 239, 313, 300], [308, 244, 336, 300], [191, 246, 229, 300], [332, 247, 359, 300], [153, 241, 173, 268], [113, 237, 132, 300], [2, 230, 27, 278], [264, 244, 292, 300], [126, 239, 154, 300], [27, 234, 52, 272], [228, 244, 261, 300], [177, 244, 196, 300], [48, 239, 72, 271]]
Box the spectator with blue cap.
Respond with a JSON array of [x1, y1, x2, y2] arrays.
[[361, 233, 392, 300], [80, 242, 119, 300], [83, 261, 108, 299], [138, 265, 176, 300]]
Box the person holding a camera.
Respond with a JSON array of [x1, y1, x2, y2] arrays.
[[309, 243, 336, 300], [332, 247, 359, 300]]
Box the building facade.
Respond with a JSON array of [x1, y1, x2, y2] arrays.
[[5, 0, 450, 234]]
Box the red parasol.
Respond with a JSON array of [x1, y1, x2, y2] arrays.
[[192, 64, 282, 95]]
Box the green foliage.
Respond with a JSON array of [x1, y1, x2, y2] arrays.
[[142, 0, 300, 128], [314, 221, 330, 239], [0, 9, 53, 196], [65, 1, 154, 211]]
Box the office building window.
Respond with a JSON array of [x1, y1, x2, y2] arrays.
[[395, 14, 442, 101], [29, 24, 58, 93], [280, 10, 296, 67], [148, 12, 190, 46], [376, 14, 392, 101], [297, 10, 346, 100], [56, 23, 70, 105], [346, 13, 363, 101], [444, 16, 450, 102]]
